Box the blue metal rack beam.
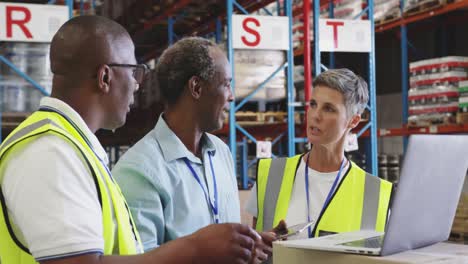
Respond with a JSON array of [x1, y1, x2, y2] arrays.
[[227, 0, 237, 186], [215, 18, 222, 44], [400, 0, 409, 151], [168, 17, 175, 45], [354, 6, 370, 20], [276, 0, 282, 16], [286, 0, 295, 156], [0, 56, 49, 96], [237, 138, 249, 189], [313, 0, 321, 77], [367, 0, 378, 175], [401, 28, 409, 150], [66, 0, 73, 19], [227, 0, 294, 188], [80, 0, 84, 15], [312, 0, 378, 176], [328, 1, 335, 68], [292, 0, 311, 146]]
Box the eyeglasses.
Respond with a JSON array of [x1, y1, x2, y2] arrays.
[[108, 63, 149, 85]]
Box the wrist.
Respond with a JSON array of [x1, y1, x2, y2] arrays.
[[185, 233, 204, 264]]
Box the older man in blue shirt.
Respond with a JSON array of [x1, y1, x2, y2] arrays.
[[113, 37, 274, 263], [113, 114, 239, 248]]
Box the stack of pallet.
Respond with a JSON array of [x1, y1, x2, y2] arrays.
[[229, 111, 305, 126], [234, 111, 287, 125], [320, 0, 365, 19], [0, 43, 53, 113], [374, 0, 401, 25], [403, 0, 447, 17], [291, 0, 403, 48], [232, 50, 286, 101], [450, 193, 468, 244], [408, 56, 468, 127]]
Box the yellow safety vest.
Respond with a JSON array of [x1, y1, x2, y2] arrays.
[[0, 109, 142, 264], [256, 154, 392, 237]]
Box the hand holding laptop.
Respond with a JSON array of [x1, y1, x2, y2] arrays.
[[275, 220, 316, 240]]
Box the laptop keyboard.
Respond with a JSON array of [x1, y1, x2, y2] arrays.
[[339, 235, 384, 248]]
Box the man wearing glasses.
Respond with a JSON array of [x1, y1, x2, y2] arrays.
[[0, 16, 262, 264], [108, 63, 149, 86], [113, 37, 275, 263]]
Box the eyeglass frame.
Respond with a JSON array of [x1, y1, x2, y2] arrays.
[[107, 63, 149, 85]]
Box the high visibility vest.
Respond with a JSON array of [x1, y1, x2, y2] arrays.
[[0, 109, 142, 264], [255, 154, 392, 237]]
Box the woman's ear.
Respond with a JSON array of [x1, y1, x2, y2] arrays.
[[97, 64, 112, 93]]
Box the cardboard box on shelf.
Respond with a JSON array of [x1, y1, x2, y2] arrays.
[[457, 112, 468, 124]]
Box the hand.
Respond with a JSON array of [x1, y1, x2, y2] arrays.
[[249, 232, 276, 264], [189, 223, 261, 264], [272, 220, 288, 238]]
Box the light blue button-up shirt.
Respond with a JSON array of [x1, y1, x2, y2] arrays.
[[113, 115, 240, 251]]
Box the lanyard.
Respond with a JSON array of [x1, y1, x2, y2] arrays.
[[183, 152, 219, 224], [305, 152, 346, 238]]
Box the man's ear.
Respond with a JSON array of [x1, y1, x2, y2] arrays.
[[97, 65, 112, 93], [188, 76, 202, 99], [348, 114, 361, 129]]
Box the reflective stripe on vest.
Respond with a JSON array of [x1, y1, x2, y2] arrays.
[[256, 155, 302, 232], [255, 154, 392, 236], [0, 110, 142, 264]]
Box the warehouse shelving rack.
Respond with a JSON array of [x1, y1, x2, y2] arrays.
[[296, 0, 380, 175], [134, 0, 278, 63], [226, 0, 296, 189], [0, 0, 74, 142], [122, 0, 288, 189], [103, 0, 467, 186], [338, 0, 468, 143], [294, 0, 468, 175], [386, 0, 468, 147]]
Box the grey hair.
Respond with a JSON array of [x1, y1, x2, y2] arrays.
[[156, 37, 217, 105], [312, 68, 369, 115]]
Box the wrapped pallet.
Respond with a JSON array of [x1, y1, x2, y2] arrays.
[[374, 0, 401, 24], [233, 49, 287, 101], [408, 56, 468, 126], [320, 0, 364, 20], [1, 42, 52, 79], [403, 0, 446, 16]]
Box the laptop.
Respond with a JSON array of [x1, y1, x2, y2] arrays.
[[278, 135, 468, 256]]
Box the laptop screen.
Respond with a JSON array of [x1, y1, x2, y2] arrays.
[[380, 135, 468, 256]]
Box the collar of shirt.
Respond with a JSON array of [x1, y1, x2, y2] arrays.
[[153, 114, 216, 164], [39, 97, 109, 165]]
